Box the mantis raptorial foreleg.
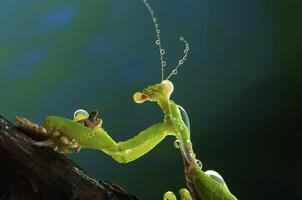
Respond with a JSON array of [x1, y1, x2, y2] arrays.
[[100, 123, 175, 163], [17, 108, 175, 163], [51, 114, 175, 163]]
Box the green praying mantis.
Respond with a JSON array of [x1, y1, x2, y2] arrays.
[[15, 0, 237, 199]]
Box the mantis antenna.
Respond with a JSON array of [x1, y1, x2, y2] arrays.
[[141, 0, 190, 81], [166, 37, 190, 80], [142, 0, 166, 81]]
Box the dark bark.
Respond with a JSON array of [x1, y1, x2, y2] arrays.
[[0, 115, 139, 200]]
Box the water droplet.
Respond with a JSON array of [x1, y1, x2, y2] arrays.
[[160, 49, 165, 55], [162, 61, 166, 66], [174, 140, 181, 148], [177, 105, 190, 131], [155, 23, 159, 28], [156, 40, 160, 45], [184, 49, 188, 54], [179, 60, 184, 65], [196, 159, 203, 169], [74, 109, 89, 119], [156, 29, 160, 34], [153, 18, 157, 22], [172, 69, 178, 75], [150, 10, 154, 14], [205, 170, 226, 186], [180, 37, 184, 41]]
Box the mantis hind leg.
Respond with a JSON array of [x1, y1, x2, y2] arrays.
[[163, 188, 192, 200]]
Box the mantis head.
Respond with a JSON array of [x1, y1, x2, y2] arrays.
[[133, 80, 174, 104]]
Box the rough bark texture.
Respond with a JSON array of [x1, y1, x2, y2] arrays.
[[0, 115, 139, 200]]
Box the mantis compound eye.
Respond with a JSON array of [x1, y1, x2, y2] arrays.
[[73, 109, 89, 122], [162, 80, 174, 99], [205, 170, 226, 186]]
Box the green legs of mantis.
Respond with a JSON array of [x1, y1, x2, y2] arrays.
[[15, 0, 237, 199]]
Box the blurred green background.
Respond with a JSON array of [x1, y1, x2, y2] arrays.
[[0, 0, 300, 199]]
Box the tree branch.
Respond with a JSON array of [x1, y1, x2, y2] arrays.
[[0, 115, 139, 200]]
